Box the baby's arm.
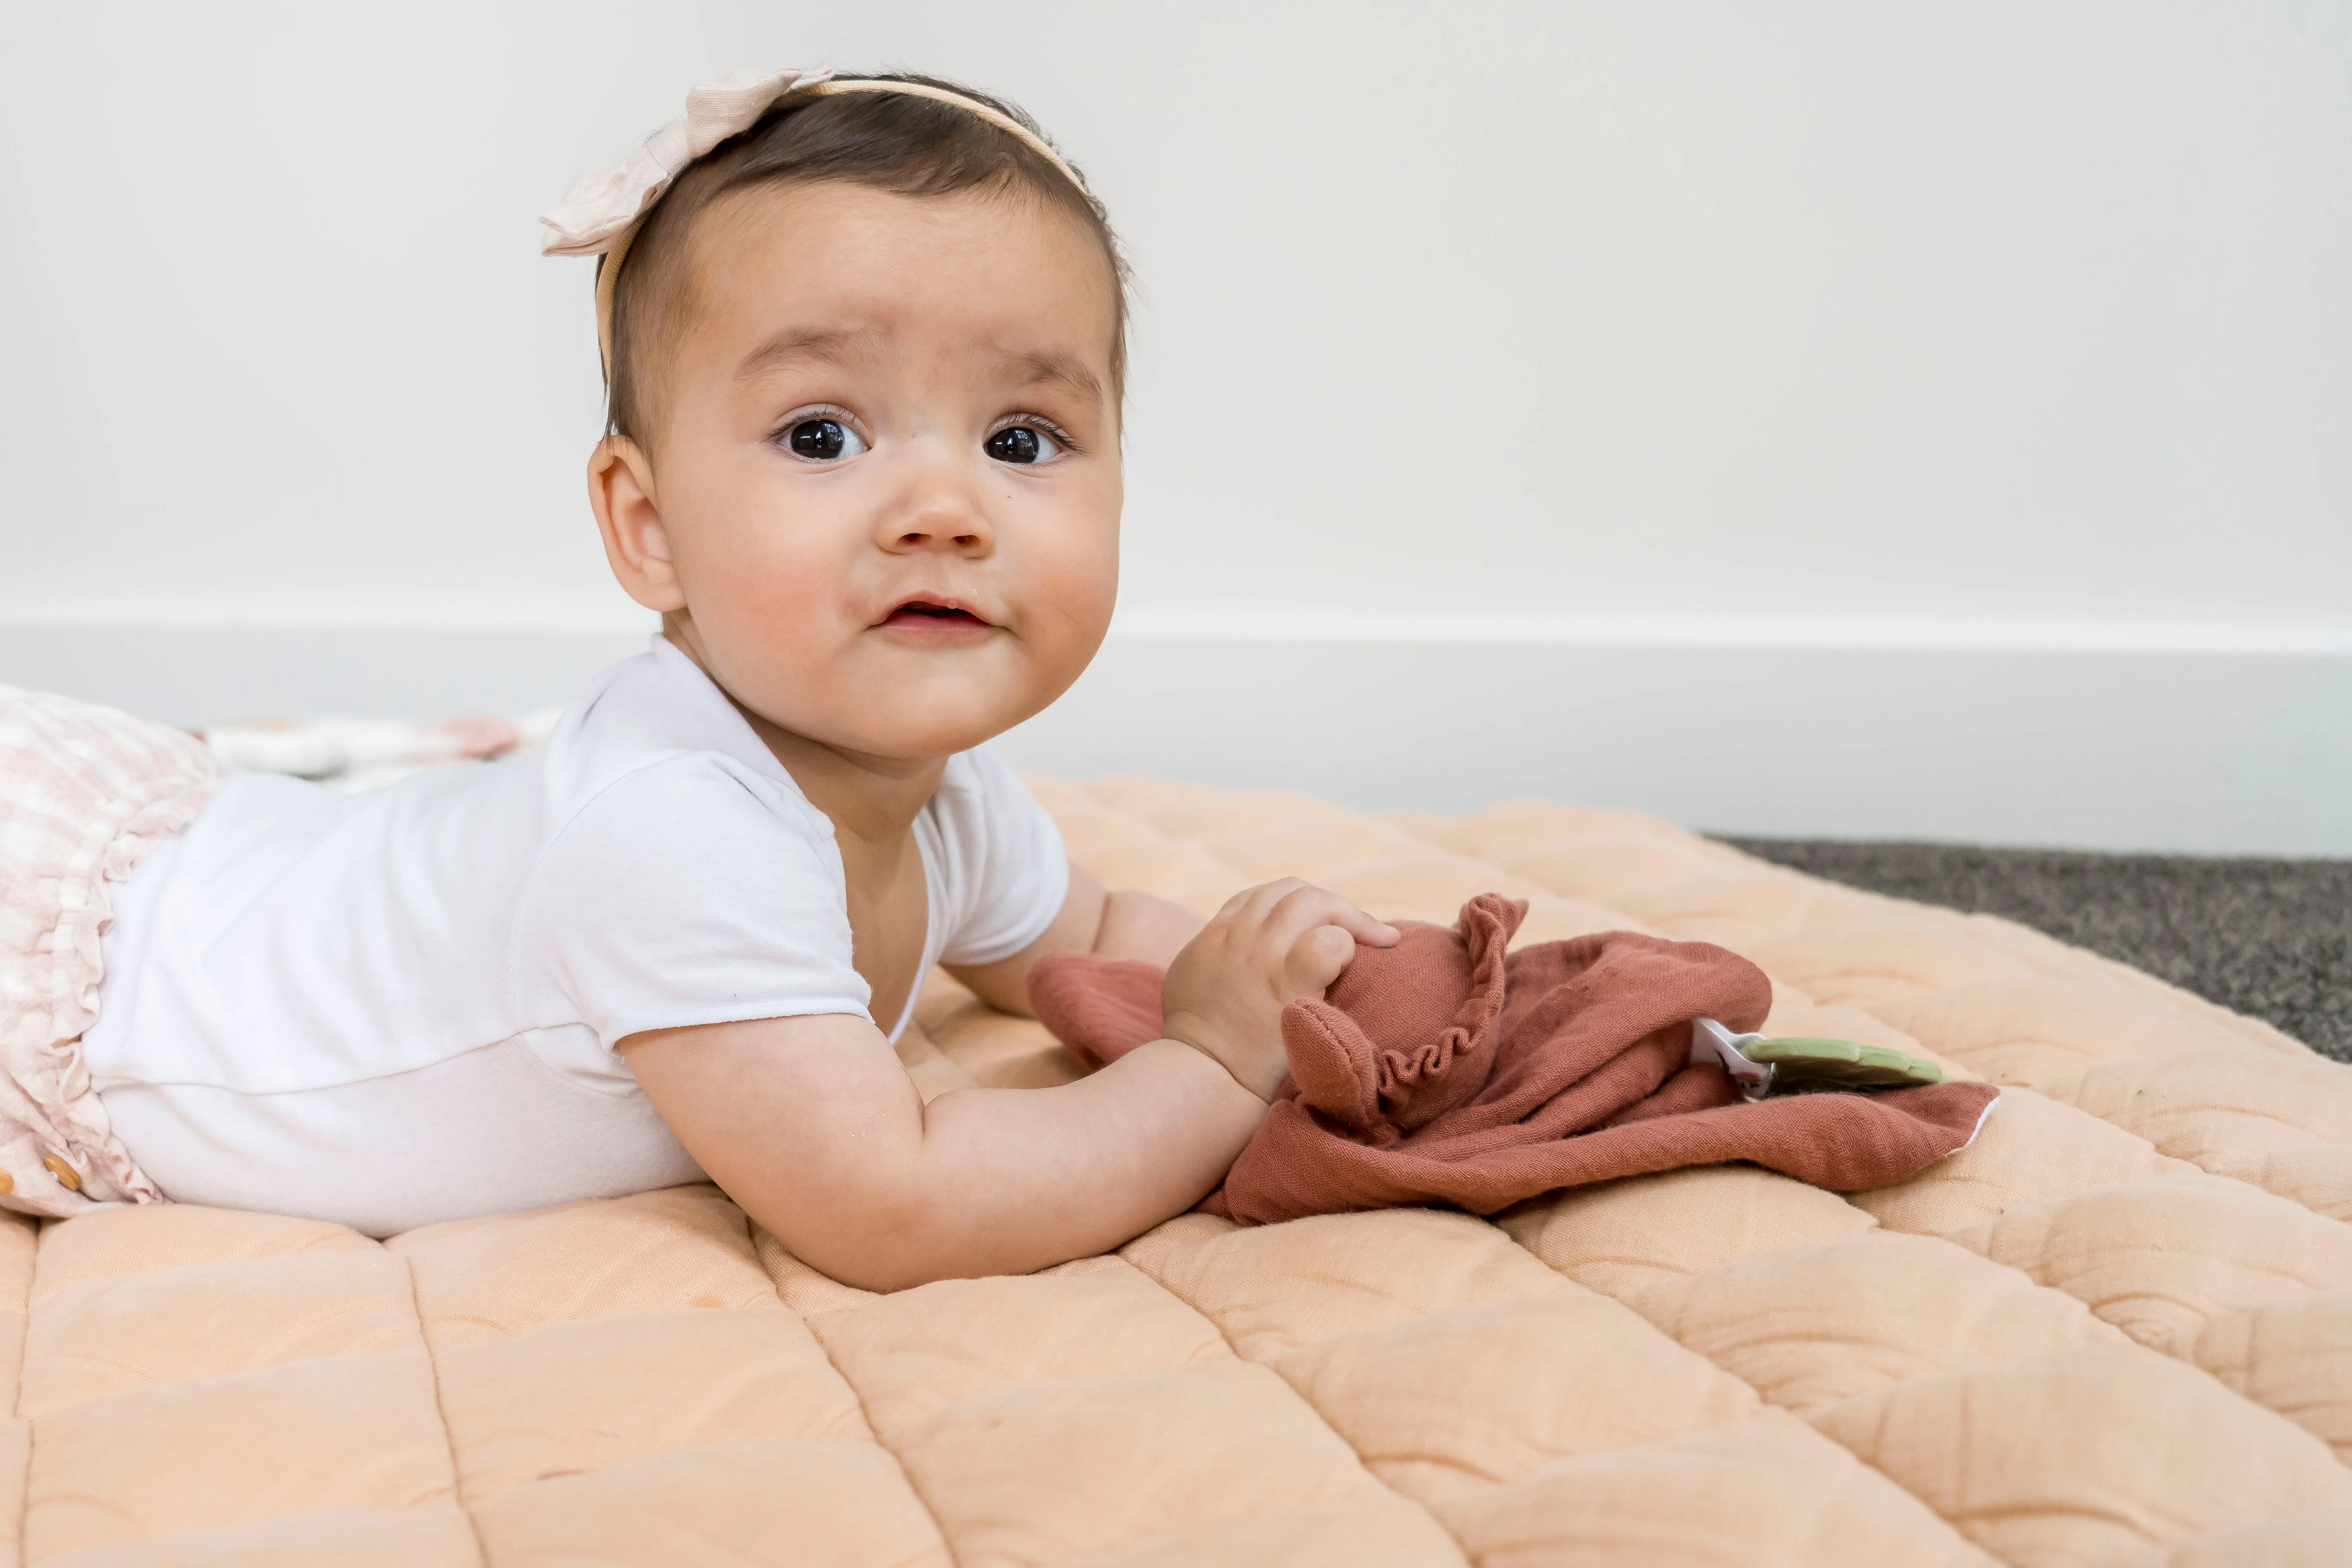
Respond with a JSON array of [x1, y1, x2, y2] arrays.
[[945, 865, 1204, 1016], [622, 881, 1393, 1290]]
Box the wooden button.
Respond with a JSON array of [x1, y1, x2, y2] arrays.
[[41, 1156, 80, 1192], [0, 1170, 13, 1196]]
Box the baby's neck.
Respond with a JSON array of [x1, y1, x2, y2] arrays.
[[657, 623, 947, 851], [706, 672, 939, 1036], [739, 707, 946, 854], [654, 623, 945, 852]]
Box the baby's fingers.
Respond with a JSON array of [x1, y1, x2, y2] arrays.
[[1265, 886, 1398, 996], [1220, 877, 1315, 925], [1285, 922, 1362, 994], [1258, 884, 1399, 952], [1330, 905, 1401, 948]]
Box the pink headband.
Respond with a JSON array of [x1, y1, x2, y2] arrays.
[[538, 68, 1088, 380]]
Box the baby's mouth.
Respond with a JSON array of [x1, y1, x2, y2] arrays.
[[878, 597, 995, 632]]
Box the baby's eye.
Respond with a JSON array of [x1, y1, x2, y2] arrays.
[[985, 426, 1062, 465], [785, 418, 867, 461]]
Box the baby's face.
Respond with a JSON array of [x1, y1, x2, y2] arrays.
[[616, 180, 1122, 763]]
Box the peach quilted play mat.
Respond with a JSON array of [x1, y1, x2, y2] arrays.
[[5, 777, 2352, 1568]]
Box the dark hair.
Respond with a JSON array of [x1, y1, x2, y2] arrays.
[[603, 73, 1129, 447]]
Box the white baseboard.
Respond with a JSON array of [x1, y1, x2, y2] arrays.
[[0, 624, 655, 731], [5, 622, 2346, 855]]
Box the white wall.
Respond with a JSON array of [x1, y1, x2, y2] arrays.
[[6, 2, 2351, 850]]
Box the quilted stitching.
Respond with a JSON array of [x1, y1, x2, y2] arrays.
[[0, 776, 2341, 1566]]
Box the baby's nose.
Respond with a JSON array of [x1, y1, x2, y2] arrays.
[[879, 492, 995, 555], [889, 520, 989, 552]]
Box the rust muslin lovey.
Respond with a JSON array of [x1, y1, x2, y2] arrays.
[[1027, 894, 2000, 1225]]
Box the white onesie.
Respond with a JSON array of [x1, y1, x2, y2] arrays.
[[81, 637, 1069, 1236]]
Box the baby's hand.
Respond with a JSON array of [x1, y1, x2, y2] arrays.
[[1161, 879, 1400, 1101]]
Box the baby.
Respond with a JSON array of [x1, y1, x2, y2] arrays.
[[0, 70, 1395, 1290]]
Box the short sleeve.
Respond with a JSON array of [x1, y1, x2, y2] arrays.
[[931, 747, 1071, 968], [514, 755, 873, 1049]]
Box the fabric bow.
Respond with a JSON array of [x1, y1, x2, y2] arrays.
[[539, 67, 834, 257]]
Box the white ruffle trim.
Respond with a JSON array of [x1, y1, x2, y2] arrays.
[[0, 686, 218, 1217]]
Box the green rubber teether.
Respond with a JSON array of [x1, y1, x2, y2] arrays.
[[1741, 1036, 1946, 1092], [1689, 1019, 1945, 1100]]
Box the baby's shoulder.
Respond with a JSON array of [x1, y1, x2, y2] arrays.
[[510, 749, 850, 965], [544, 640, 811, 821], [545, 746, 831, 862]]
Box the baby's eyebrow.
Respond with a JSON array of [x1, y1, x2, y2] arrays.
[[735, 326, 872, 383], [1004, 350, 1105, 406]]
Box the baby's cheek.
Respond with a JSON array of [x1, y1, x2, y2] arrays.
[[702, 506, 846, 625], [698, 557, 817, 655], [1024, 523, 1121, 647], [689, 549, 849, 711]]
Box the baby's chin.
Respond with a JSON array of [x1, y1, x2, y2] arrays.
[[793, 708, 1023, 765], [750, 665, 1062, 763], [702, 609, 1102, 763]]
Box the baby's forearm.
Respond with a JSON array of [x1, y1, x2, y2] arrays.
[[874, 1040, 1261, 1286], [627, 1011, 1265, 1292]]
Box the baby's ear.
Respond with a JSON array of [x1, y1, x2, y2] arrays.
[[587, 435, 685, 611]]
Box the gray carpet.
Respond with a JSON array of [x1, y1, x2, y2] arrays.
[[1721, 838, 2352, 1066]]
